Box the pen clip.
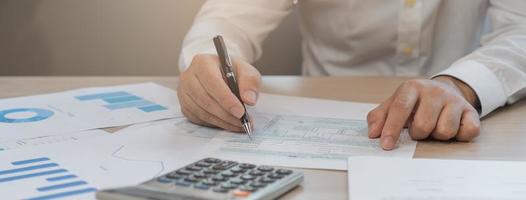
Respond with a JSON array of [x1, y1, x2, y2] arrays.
[[213, 35, 233, 70]]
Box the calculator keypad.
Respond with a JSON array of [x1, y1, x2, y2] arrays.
[[156, 158, 293, 195], [96, 157, 303, 200]]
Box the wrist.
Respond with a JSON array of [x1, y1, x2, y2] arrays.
[[433, 75, 481, 112]]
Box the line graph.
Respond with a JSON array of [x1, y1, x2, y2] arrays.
[[110, 145, 166, 177]]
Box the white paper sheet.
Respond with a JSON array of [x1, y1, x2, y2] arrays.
[[121, 93, 417, 171], [348, 157, 526, 200], [199, 112, 416, 170], [0, 82, 182, 140], [0, 118, 207, 200]]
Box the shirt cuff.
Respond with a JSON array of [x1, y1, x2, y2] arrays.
[[433, 60, 507, 117], [178, 39, 218, 73]]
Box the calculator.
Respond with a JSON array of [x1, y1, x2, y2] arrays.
[[96, 158, 304, 200]]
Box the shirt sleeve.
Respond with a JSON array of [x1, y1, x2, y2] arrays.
[[178, 0, 294, 72], [434, 0, 526, 117]]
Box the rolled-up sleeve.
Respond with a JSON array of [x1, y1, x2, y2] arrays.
[[435, 0, 526, 117], [178, 0, 294, 72]]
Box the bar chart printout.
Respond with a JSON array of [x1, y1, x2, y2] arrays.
[[75, 91, 167, 113], [0, 157, 96, 200]]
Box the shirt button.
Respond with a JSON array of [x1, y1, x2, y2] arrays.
[[404, 0, 416, 8], [403, 47, 413, 57]]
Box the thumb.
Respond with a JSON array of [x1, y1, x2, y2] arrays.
[[234, 60, 262, 106]]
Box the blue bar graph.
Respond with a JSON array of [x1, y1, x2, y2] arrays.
[[103, 95, 142, 103], [12, 157, 50, 165], [27, 188, 97, 200], [37, 180, 88, 192], [139, 104, 168, 112], [46, 175, 77, 182], [0, 169, 67, 183], [0, 163, 59, 176], [104, 100, 154, 110], [75, 91, 130, 101], [0, 157, 96, 199], [75, 91, 167, 113]]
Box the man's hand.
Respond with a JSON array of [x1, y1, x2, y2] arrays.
[[367, 76, 481, 150], [177, 54, 261, 132]]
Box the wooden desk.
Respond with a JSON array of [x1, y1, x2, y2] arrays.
[[1, 76, 525, 200]]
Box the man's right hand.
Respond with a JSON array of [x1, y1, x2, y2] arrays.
[[177, 54, 262, 132]]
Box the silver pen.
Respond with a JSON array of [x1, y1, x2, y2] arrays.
[[213, 35, 253, 139]]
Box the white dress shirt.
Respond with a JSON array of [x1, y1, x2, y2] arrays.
[[179, 0, 526, 117]]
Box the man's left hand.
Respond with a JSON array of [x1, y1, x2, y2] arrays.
[[367, 76, 481, 150]]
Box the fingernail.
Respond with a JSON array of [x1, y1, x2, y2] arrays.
[[381, 136, 395, 150], [230, 106, 245, 119], [244, 90, 257, 104]]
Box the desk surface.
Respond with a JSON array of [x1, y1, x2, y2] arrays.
[[1, 76, 525, 200]]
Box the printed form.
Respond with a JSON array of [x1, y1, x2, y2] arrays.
[[197, 94, 417, 170]]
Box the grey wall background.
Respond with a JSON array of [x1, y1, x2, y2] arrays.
[[0, 0, 302, 76]]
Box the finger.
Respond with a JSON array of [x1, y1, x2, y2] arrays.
[[180, 92, 243, 132], [432, 103, 463, 140], [181, 105, 213, 128], [234, 60, 262, 106], [456, 108, 481, 142], [186, 73, 242, 127], [408, 95, 443, 140], [195, 56, 245, 118], [367, 98, 391, 139], [381, 83, 419, 150]]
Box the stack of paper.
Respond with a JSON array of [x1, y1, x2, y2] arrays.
[[0, 82, 420, 199]]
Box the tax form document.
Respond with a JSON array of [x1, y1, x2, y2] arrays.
[[348, 157, 526, 200], [198, 94, 417, 170]]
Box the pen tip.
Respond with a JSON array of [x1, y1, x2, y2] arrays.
[[242, 123, 253, 140]]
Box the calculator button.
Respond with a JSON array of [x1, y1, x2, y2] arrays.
[[212, 187, 229, 193], [239, 185, 257, 192], [268, 173, 285, 179], [276, 169, 293, 175], [166, 173, 184, 180], [229, 178, 246, 185], [202, 179, 218, 186], [204, 158, 221, 164], [212, 161, 238, 170], [249, 170, 265, 176], [241, 174, 256, 180], [257, 166, 274, 172], [203, 169, 220, 175], [230, 167, 246, 173], [233, 190, 251, 197], [175, 180, 192, 187], [175, 169, 193, 176], [220, 182, 237, 190], [239, 163, 256, 169], [157, 177, 173, 183], [193, 172, 208, 179], [194, 183, 210, 190], [184, 176, 199, 183], [195, 161, 212, 167], [212, 175, 227, 182], [260, 177, 275, 183], [186, 165, 202, 171], [221, 171, 236, 177], [249, 182, 266, 188]]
